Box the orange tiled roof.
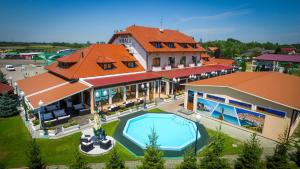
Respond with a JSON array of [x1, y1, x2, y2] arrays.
[[96, 56, 115, 63], [46, 44, 145, 80], [201, 53, 234, 66], [208, 47, 219, 52], [187, 72, 300, 110], [17, 72, 67, 96], [27, 81, 89, 109], [109, 25, 205, 53]]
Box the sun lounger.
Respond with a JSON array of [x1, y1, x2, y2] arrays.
[[46, 105, 58, 112], [73, 103, 85, 111], [53, 109, 66, 118]]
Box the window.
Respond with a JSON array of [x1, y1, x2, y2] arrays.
[[257, 106, 286, 117], [207, 94, 225, 102], [180, 56, 186, 65], [154, 42, 162, 48], [197, 92, 204, 97], [126, 61, 136, 68], [179, 43, 188, 48], [101, 63, 114, 70], [190, 43, 197, 48], [152, 57, 161, 67], [192, 56, 197, 64], [168, 57, 175, 67], [58, 62, 74, 69], [167, 42, 175, 48], [229, 100, 252, 109]]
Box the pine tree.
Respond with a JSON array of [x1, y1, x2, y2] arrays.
[[27, 139, 46, 169], [199, 130, 230, 169], [138, 128, 165, 169], [0, 93, 18, 117], [0, 71, 8, 84], [234, 133, 264, 169], [105, 147, 126, 169], [266, 129, 292, 169], [69, 150, 91, 169], [176, 147, 198, 169]]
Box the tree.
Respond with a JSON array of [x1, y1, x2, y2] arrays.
[[290, 126, 300, 167], [0, 70, 8, 84], [0, 93, 18, 117], [176, 147, 198, 169], [266, 129, 292, 169], [240, 62, 247, 72], [27, 139, 46, 169], [234, 133, 264, 169], [69, 150, 91, 169], [199, 129, 230, 169], [105, 147, 126, 169], [139, 128, 165, 169]]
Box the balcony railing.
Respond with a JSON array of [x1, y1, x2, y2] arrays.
[[152, 66, 162, 72]]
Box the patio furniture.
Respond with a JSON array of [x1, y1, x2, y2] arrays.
[[67, 101, 73, 108], [46, 105, 58, 112], [81, 134, 93, 143], [42, 112, 57, 123], [108, 104, 119, 112], [99, 139, 112, 150], [73, 103, 85, 111], [123, 101, 134, 108], [81, 141, 94, 152]]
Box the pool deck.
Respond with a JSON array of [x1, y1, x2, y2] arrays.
[[159, 98, 277, 156]]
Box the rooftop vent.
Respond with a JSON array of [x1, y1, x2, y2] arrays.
[[81, 52, 84, 58], [159, 28, 164, 33]]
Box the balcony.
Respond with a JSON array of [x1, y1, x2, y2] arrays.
[[165, 65, 172, 70], [177, 64, 185, 69], [189, 63, 196, 67], [152, 66, 162, 72]]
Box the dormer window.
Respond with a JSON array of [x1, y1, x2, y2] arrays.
[[179, 43, 188, 48], [58, 62, 74, 69], [167, 42, 175, 48], [153, 42, 162, 48], [191, 43, 197, 49], [101, 63, 114, 70], [123, 61, 136, 68]]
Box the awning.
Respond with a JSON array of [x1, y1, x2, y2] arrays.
[[85, 65, 233, 88], [26, 82, 90, 109]]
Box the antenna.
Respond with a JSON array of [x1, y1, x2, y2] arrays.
[[160, 16, 164, 32]]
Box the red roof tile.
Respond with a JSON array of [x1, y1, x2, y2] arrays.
[[109, 25, 205, 53], [46, 44, 145, 80]]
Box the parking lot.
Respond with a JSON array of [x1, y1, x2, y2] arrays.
[[0, 59, 47, 84]]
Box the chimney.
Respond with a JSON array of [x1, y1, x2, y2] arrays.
[[159, 28, 164, 33], [81, 51, 84, 58]]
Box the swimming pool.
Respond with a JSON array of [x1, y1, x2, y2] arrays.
[[123, 113, 200, 151]]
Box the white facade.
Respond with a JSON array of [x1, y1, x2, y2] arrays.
[[111, 35, 202, 71]]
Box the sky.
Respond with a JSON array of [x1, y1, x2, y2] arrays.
[[0, 0, 300, 44]]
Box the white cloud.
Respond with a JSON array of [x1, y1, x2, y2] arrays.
[[179, 10, 250, 22]]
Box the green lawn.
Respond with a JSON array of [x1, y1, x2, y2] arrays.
[[0, 116, 138, 168], [0, 109, 243, 168], [198, 129, 243, 156]]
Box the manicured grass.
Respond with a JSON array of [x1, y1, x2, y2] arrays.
[[198, 129, 243, 156], [0, 110, 242, 168], [0, 116, 138, 168], [147, 108, 163, 112]]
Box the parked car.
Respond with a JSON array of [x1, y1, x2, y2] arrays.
[[5, 65, 15, 71]]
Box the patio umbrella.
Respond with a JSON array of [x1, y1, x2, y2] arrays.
[[93, 113, 101, 130]]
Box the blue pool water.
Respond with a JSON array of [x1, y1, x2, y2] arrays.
[[123, 113, 200, 151]]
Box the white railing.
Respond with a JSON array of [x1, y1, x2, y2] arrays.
[[189, 63, 195, 67], [178, 64, 184, 69], [165, 65, 172, 70], [152, 66, 162, 72]]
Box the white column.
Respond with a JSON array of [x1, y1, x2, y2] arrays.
[[109, 88, 112, 105], [225, 97, 229, 104], [123, 86, 126, 101], [90, 88, 95, 114], [146, 82, 150, 100], [193, 91, 197, 112], [166, 81, 170, 95], [184, 91, 188, 109], [136, 84, 139, 99], [171, 82, 174, 95], [203, 93, 207, 99], [252, 105, 257, 111]]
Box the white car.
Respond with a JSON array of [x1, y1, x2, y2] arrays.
[[5, 65, 15, 71]]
